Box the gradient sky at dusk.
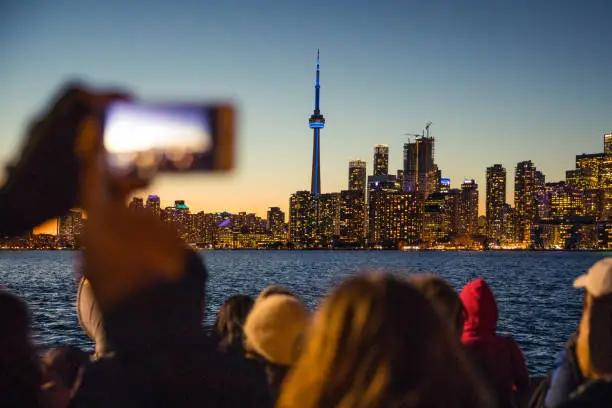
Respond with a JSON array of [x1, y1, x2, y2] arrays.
[[2, 0, 611, 234]]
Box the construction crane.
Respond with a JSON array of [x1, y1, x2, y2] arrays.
[[425, 122, 432, 138], [403, 132, 421, 143]]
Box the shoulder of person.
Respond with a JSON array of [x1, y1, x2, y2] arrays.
[[559, 379, 612, 408]]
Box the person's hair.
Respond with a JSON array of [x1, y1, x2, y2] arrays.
[[214, 294, 254, 354], [408, 274, 465, 339], [42, 345, 89, 389], [0, 290, 43, 408], [277, 273, 490, 408], [256, 285, 296, 303]]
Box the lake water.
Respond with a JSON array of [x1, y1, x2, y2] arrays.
[[0, 250, 606, 375]]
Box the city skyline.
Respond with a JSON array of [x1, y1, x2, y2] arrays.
[[4, 1, 612, 229]]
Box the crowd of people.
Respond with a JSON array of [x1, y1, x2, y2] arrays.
[[1, 84, 611, 407]]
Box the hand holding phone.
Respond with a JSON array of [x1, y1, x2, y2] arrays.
[[102, 101, 235, 178]]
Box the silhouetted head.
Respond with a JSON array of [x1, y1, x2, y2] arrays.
[[574, 258, 612, 379], [40, 345, 89, 408], [277, 273, 490, 408], [0, 290, 42, 408], [460, 278, 499, 339], [255, 285, 296, 305], [409, 274, 465, 340], [244, 293, 309, 401], [214, 294, 254, 354]]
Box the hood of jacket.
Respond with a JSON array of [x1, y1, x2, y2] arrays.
[[460, 278, 498, 339]]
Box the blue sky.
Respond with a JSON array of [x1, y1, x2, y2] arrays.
[[2, 0, 611, 220]]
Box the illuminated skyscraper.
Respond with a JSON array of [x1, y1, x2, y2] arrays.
[[129, 197, 144, 213], [348, 160, 367, 194], [368, 189, 420, 247], [289, 191, 315, 247], [422, 192, 449, 245], [396, 170, 404, 192], [486, 164, 506, 241], [600, 153, 612, 220], [58, 209, 83, 245], [317, 193, 340, 245], [308, 50, 325, 198], [459, 179, 479, 237], [373, 145, 389, 176], [403, 136, 436, 199], [339, 190, 366, 245], [267, 207, 286, 239], [174, 200, 191, 241], [605, 132, 612, 155], [146, 195, 161, 218], [440, 178, 451, 194], [445, 188, 461, 236], [515, 161, 544, 244], [546, 182, 584, 219]]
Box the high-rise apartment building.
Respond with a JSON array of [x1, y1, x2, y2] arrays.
[[486, 164, 506, 242], [339, 190, 366, 245], [289, 191, 315, 247], [373, 145, 389, 176], [422, 192, 449, 245], [267, 207, 286, 238], [515, 161, 544, 244], [605, 132, 612, 155], [317, 193, 340, 245], [396, 170, 404, 192], [459, 179, 479, 237], [368, 184, 420, 247], [445, 188, 462, 236], [348, 160, 367, 194], [58, 209, 83, 245], [146, 195, 161, 218], [129, 197, 144, 213], [174, 200, 191, 241], [402, 136, 436, 200]]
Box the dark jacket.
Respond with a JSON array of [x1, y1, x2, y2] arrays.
[[557, 379, 612, 408], [542, 334, 584, 408], [70, 251, 272, 408], [460, 279, 529, 408]]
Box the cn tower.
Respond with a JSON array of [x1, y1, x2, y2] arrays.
[[309, 49, 325, 198]]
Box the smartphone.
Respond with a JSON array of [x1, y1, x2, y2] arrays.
[[102, 101, 235, 176]]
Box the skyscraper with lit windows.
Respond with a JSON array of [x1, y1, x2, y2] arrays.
[[146, 195, 161, 218], [289, 191, 315, 247], [373, 145, 389, 176], [459, 179, 479, 237], [604, 132, 612, 155], [515, 161, 544, 244], [58, 209, 83, 246], [348, 160, 367, 194], [267, 207, 286, 239], [339, 189, 366, 245], [403, 136, 436, 199], [486, 164, 506, 242], [129, 197, 144, 213]]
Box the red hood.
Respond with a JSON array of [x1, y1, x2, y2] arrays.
[[460, 278, 498, 340]]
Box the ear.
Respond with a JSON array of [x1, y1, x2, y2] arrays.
[[588, 293, 612, 375]]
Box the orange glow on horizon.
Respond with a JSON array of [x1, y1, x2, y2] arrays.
[[34, 219, 58, 235]]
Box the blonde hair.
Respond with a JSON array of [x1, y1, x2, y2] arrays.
[[277, 273, 490, 408]]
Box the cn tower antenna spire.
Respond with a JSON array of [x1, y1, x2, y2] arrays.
[[309, 49, 325, 198]]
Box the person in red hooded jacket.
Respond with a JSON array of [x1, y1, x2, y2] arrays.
[[460, 278, 529, 408]]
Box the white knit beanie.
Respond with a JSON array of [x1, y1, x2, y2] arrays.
[[244, 294, 309, 366]]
